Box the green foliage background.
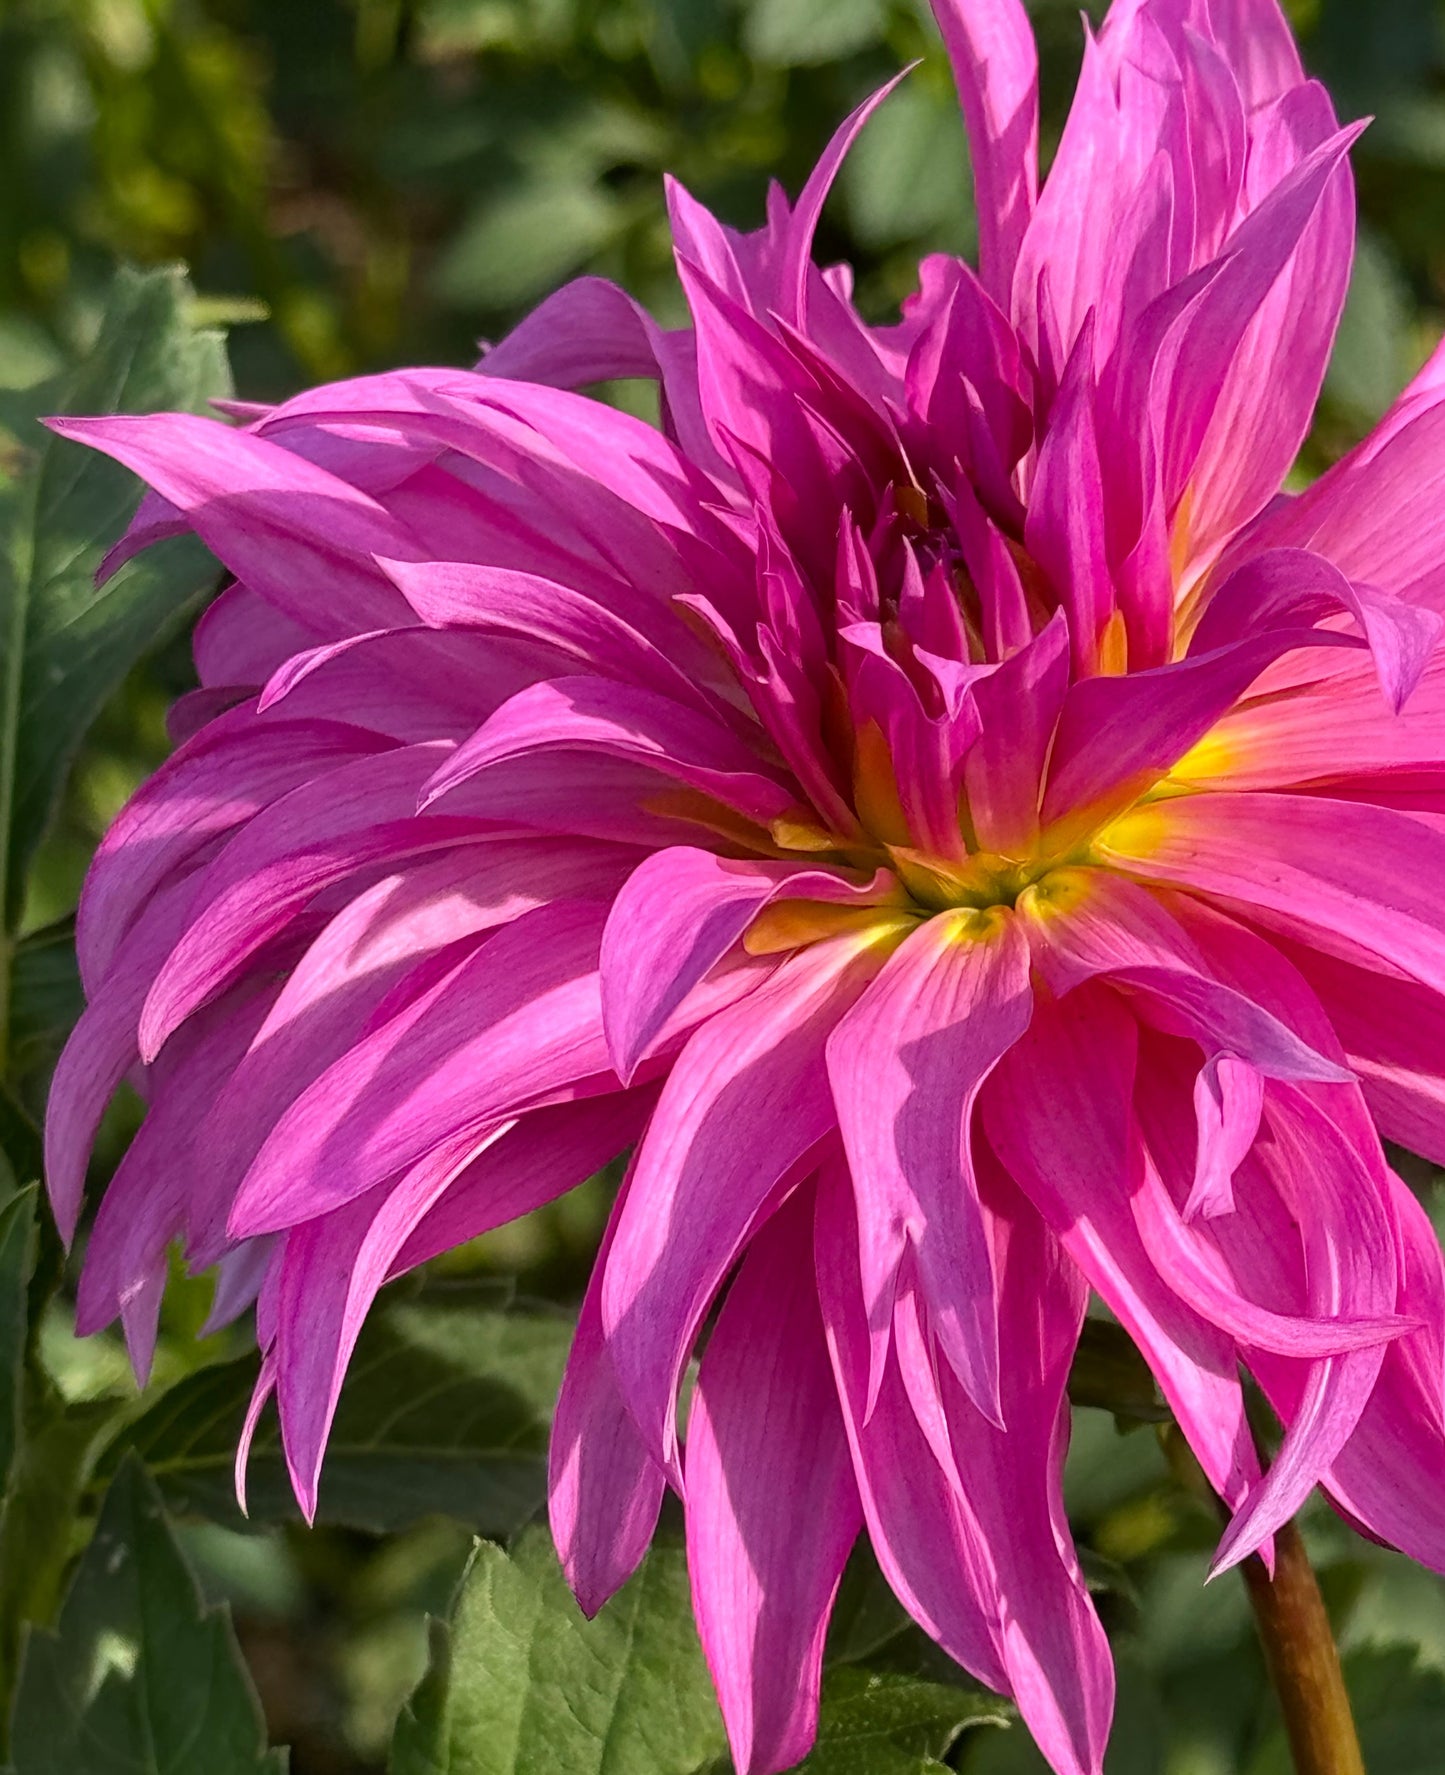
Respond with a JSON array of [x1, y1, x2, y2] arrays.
[[1, 1, 1444, 1771]]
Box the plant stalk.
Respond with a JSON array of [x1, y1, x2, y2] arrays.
[[1160, 1425, 1363, 1775], [1240, 1519, 1365, 1775]]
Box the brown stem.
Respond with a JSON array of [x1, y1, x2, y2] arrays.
[[1240, 1519, 1365, 1775], [1160, 1426, 1364, 1775]]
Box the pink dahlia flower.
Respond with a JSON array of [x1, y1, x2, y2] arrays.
[[44, 0, 1445, 1769]]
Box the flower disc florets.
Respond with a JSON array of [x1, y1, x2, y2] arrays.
[[43, 4, 1445, 1774]]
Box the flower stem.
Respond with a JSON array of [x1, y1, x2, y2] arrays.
[[1159, 1425, 1364, 1775], [1239, 1519, 1364, 1775]]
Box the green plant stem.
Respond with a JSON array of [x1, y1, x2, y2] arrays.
[[1240, 1520, 1365, 1775]]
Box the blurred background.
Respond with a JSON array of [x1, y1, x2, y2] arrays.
[[3, 1, 1445, 1771]]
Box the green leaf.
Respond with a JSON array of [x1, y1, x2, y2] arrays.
[[842, 83, 974, 251], [0, 264, 231, 936], [391, 1528, 724, 1775], [0, 1400, 123, 1705], [433, 181, 624, 311], [92, 1283, 573, 1536], [9, 1454, 283, 1775], [0, 1186, 36, 1494], [743, 0, 884, 67], [8, 920, 80, 1081], [791, 1666, 1009, 1774], [1245, 1645, 1445, 1775], [0, 1085, 40, 1189], [1325, 228, 1411, 425], [1067, 1318, 1170, 1426]]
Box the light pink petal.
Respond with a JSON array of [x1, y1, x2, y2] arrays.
[[1098, 791, 1445, 996], [686, 1188, 861, 1775], [1039, 623, 1358, 840], [230, 898, 614, 1235], [600, 926, 896, 1474], [1131, 1152, 1407, 1359], [44, 412, 420, 634], [1278, 938, 1445, 1166], [1188, 1053, 1263, 1220], [929, 0, 1038, 303], [76, 711, 388, 992], [984, 986, 1262, 1511], [600, 848, 896, 1082], [825, 909, 1032, 1423], [273, 1128, 490, 1518], [1188, 547, 1441, 714], [1020, 869, 1349, 1083], [813, 1157, 1008, 1691], [1109, 121, 1365, 533], [1224, 380, 1445, 613], [550, 1163, 666, 1617], [1174, 650, 1445, 792], [421, 678, 795, 826], [1184, 81, 1353, 562]]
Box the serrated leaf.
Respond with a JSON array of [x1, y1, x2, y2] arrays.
[[0, 1187, 36, 1494], [9, 1454, 283, 1775], [391, 1528, 724, 1775], [92, 1283, 573, 1536], [0, 264, 231, 932], [792, 1666, 1009, 1774]]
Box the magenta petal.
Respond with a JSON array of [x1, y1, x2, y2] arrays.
[[1021, 870, 1350, 1084], [479, 276, 669, 387], [231, 897, 613, 1234], [813, 1157, 1008, 1691], [45, 412, 420, 634], [826, 909, 1032, 1423], [929, 0, 1038, 302], [273, 1128, 488, 1519], [550, 1163, 666, 1617], [1210, 1091, 1399, 1571], [1100, 792, 1445, 997], [986, 987, 1262, 1513], [686, 1188, 861, 1775], [421, 677, 796, 825], [76, 711, 387, 994], [601, 847, 897, 1082], [600, 927, 891, 1473], [391, 1089, 656, 1279], [1188, 1053, 1263, 1220]]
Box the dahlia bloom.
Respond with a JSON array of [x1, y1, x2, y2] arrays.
[[44, 0, 1445, 1769]]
